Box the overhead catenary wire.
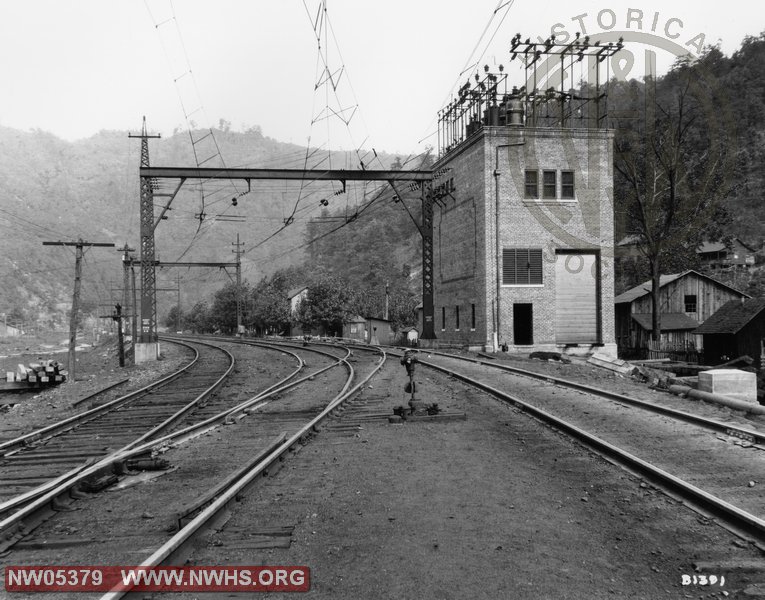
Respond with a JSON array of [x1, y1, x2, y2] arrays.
[[143, 0, 244, 261]]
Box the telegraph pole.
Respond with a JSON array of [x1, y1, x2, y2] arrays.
[[42, 239, 115, 382], [232, 234, 245, 335], [176, 272, 182, 333], [384, 281, 390, 321]]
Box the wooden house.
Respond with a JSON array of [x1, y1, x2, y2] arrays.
[[697, 239, 757, 269], [694, 298, 765, 368], [615, 270, 749, 356]]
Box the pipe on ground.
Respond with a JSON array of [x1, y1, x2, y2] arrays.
[[668, 385, 765, 415]]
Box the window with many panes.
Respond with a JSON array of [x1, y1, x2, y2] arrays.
[[503, 249, 543, 285], [524, 170, 538, 198], [684, 294, 697, 313], [542, 170, 557, 199], [561, 170, 575, 199]]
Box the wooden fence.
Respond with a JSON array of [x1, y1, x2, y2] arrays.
[[645, 340, 701, 363]]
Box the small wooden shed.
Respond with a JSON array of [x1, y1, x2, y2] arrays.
[[365, 317, 393, 346], [694, 298, 765, 368], [342, 315, 368, 342]]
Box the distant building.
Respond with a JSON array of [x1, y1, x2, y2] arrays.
[[697, 239, 757, 269], [287, 286, 309, 337], [342, 315, 367, 342], [287, 287, 308, 314], [365, 317, 393, 346], [0, 321, 22, 337], [614, 234, 644, 259], [614, 270, 749, 354], [694, 297, 765, 368]]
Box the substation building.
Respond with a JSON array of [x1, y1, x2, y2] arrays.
[[430, 36, 620, 356]]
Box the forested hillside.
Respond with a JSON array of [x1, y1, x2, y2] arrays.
[[0, 124, 402, 329], [1, 33, 764, 333], [610, 33, 765, 295]]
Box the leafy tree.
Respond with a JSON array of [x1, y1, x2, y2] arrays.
[[296, 276, 354, 336], [247, 266, 307, 335], [210, 281, 251, 334], [165, 304, 185, 331], [186, 301, 212, 333]]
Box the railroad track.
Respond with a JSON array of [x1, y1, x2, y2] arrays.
[[380, 347, 765, 549], [0, 339, 231, 506], [0, 340, 385, 597], [0, 337, 315, 551], [139, 342, 765, 599], [3, 339, 764, 596]]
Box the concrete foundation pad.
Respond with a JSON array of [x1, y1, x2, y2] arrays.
[[135, 342, 160, 363], [698, 369, 757, 403]]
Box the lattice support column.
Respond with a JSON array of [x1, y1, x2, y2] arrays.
[[420, 182, 436, 340]]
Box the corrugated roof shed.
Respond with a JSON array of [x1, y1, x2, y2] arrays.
[[614, 270, 749, 304], [631, 313, 700, 331], [694, 298, 765, 335]]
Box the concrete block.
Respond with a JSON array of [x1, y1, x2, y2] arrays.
[[698, 369, 757, 403], [135, 342, 159, 364]]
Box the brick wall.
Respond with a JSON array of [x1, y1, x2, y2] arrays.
[[432, 126, 616, 353]]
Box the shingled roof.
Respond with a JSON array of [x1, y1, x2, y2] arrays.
[[631, 313, 700, 331], [694, 298, 765, 335], [614, 270, 749, 304]]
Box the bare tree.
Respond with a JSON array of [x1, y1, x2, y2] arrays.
[[614, 62, 733, 341]]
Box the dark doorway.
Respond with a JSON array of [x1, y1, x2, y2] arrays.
[[513, 304, 533, 345]]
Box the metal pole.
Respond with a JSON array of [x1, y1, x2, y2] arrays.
[[130, 265, 138, 347], [233, 234, 244, 335], [420, 182, 436, 340], [115, 304, 125, 367]]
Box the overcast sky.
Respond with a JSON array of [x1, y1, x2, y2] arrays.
[[0, 1, 761, 156]]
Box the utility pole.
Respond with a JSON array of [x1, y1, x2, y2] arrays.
[[232, 234, 245, 335], [42, 239, 115, 382], [129, 117, 161, 362], [176, 272, 181, 333], [384, 281, 390, 321]]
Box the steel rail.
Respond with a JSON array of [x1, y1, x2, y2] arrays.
[[410, 354, 765, 546], [0, 340, 351, 546], [392, 348, 765, 445], [0, 339, 235, 524], [0, 340, 200, 456], [98, 345, 385, 600]]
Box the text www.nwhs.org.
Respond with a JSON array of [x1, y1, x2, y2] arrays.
[[5, 565, 310, 592]]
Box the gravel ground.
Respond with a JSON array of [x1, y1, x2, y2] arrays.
[[3, 341, 765, 599], [0, 336, 190, 441]]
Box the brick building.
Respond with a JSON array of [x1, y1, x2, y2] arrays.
[[431, 125, 616, 355]]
